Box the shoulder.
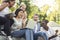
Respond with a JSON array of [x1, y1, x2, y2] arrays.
[[48, 27, 55, 33], [48, 27, 53, 30], [28, 19, 33, 21], [13, 17, 17, 21], [28, 19, 33, 23]]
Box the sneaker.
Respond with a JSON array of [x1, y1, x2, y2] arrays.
[[8, 36, 12, 40]]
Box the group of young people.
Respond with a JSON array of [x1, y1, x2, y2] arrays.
[[0, 0, 59, 40]]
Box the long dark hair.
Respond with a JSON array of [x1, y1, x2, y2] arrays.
[[14, 9, 23, 17]]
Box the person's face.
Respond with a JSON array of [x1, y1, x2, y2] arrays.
[[17, 11, 23, 18], [41, 21, 47, 27], [33, 15, 39, 21], [9, 0, 15, 7], [20, 5, 26, 11]]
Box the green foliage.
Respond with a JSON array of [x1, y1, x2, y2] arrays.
[[0, 0, 1, 4], [28, 5, 40, 19], [0, 0, 60, 24]]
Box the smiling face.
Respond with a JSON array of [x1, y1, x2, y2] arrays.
[[33, 14, 39, 21], [17, 11, 24, 18]]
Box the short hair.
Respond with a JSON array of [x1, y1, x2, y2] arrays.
[[15, 9, 23, 17], [34, 14, 39, 17], [42, 20, 49, 24], [20, 2, 26, 7]]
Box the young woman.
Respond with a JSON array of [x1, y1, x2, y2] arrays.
[[11, 9, 24, 33], [11, 9, 32, 40]]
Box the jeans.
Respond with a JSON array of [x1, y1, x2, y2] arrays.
[[0, 16, 14, 36], [11, 28, 34, 40], [34, 32, 48, 40], [0, 16, 11, 36]]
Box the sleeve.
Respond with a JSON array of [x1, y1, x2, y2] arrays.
[[26, 20, 31, 28], [49, 27, 56, 35], [26, 19, 35, 29]]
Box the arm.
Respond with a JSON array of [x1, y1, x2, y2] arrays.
[[0, 2, 8, 11], [22, 22, 26, 28], [49, 30, 58, 40], [49, 35, 57, 40], [22, 19, 28, 28]]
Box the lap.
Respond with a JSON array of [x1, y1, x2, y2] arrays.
[[11, 30, 25, 37], [11, 29, 33, 38], [34, 32, 48, 40]]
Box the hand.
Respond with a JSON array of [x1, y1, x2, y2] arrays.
[[17, 26, 20, 29], [22, 19, 27, 25]]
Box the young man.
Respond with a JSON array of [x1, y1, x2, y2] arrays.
[[26, 14, 48, 40], [26, 14, 40, 31], [41, 20, 58, 40], [0, 0, 15, 38]]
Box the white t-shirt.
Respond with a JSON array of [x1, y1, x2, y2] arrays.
[[41, 27, 55, 37], [41, 27, 56, 40], [34, 21, 38, 33], [11, 17, 22, 32], [0, 6, 10, 17]]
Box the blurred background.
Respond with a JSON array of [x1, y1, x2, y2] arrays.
[[0, 0, 60, 32]]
